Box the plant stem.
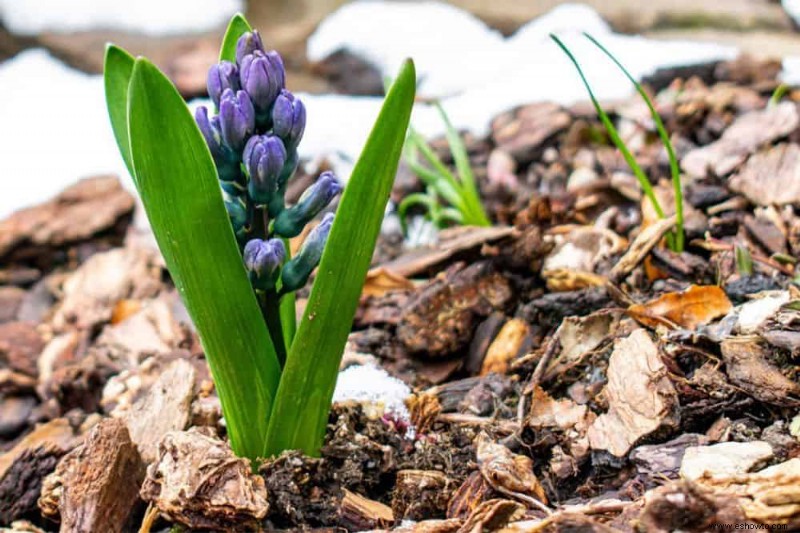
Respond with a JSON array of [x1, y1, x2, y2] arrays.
[[261, 290, 287, 368]]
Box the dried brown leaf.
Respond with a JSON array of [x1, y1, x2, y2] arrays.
[[628, 285, 732, 330]]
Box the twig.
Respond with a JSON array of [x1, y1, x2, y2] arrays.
[[437, 412, 518, 433]]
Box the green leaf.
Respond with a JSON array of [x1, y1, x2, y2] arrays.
[[126, 58, 281, 462], [583, 33, 684, 252], [264, 59, 417, 457], [103, 45, 136, 180], [550, 35, 667, 226], [435, 102, 490, 226], [220, 13, 252, 62]]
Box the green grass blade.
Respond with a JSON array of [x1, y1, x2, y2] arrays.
[[103, 45, 136, 181], [583, 33, 684, 251], [434, 102, 490, 226], [398, 192, 437, 233], [550, 35, 666, 223], [408, 128, 465, 195], [126, 58, 281, 462], [219, 13, 252, 62], [264, 59, 417, 457], [405, 152, 466, 211]]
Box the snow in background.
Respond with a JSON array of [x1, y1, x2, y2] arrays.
[[784, 0, 800, 27], [0, 0, 243, 35], [0, 1, 756, 219]]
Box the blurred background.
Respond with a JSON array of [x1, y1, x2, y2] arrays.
[[1, 0, 800, 217]]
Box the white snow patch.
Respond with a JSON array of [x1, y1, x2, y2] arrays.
[[0, 0, 243, 36], [0, 2, 769, 219], [783, 0, 800, 27], [333, 364, 412, 422], [0, 49, 132, 218], [781, 56, 800, 85]]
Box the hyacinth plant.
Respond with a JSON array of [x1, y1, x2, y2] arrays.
[[103, 14, 415, 463], [552, 33, 685, 253]]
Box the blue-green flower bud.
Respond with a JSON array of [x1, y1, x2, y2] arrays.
[[235, 31, 265, 66], [272, 90, 306, 150], [280, 213, 333, 292], [244, 135, 286, 205], [240, 50, 285, 115], [218, 89, 255, 153], [222, 189, 248, 231], [273, 172, 342, 238], [243, 238, 285, 290], [195, 105, 241, 184], [208, 61, 240, 108]]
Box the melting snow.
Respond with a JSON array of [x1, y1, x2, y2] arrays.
[[0, 0, 243, 35], [0, 1, 759, 219]]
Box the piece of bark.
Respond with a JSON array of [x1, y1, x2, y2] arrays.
[[94, 298, 188, 368], [0, 176, 134, 264], [0, 395, 37, 438], [38, 418, 144, 533], [721, 336, 800, 406], [0, 287, 26, 323], [640, 480, 746, 532], [0, 321, 43, 378], [382, 226, 515, 278], [480, 319, 531, 376], [140, 428, 268, 530], [465, 313, 506, 375], [476, 433, 548, 508], [457, 498, 525, 533], [588, 329, 680, 457], [491, 102, 571, 164], [681, 102, 799, 178], [447, 471, 496, 520], [407, 392, 442, 435], [631, 433, 709, 479], [0, 419, 78, 523], [542, 226, 626, 276], [397, 262, 512, 357], [681, 441, 774, 481], [393, 470, 454, 521], [52, 245, 162, 332], [392, 518, 463, 533], [729, 143, 800, 206], [339, 489, 393, 531], [608, 216, 676, 282], [117, 359, 196, 463]]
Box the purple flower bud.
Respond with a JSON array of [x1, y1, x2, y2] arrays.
[[272, 90, 306, 150], [240, 50, 285, 112], [281, 213, 334, 292], [273, 171, 342, 238], [196, 106, 243, 185], [207, 61, 240, 108], [195, 105, 223, 160], [218, 89, 255, 152], [244, 135, 286, 204], [235, 31, 265, 66], [243, 238, 286, 289]]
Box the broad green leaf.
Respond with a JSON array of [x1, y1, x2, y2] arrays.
[[583, 33, 684, 251], [126, 58, 281, 462], [220, 13, 252, 62], [550, 35, 665, 222], [103, 45, 136, 180], [264, 59, 417, 457]]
